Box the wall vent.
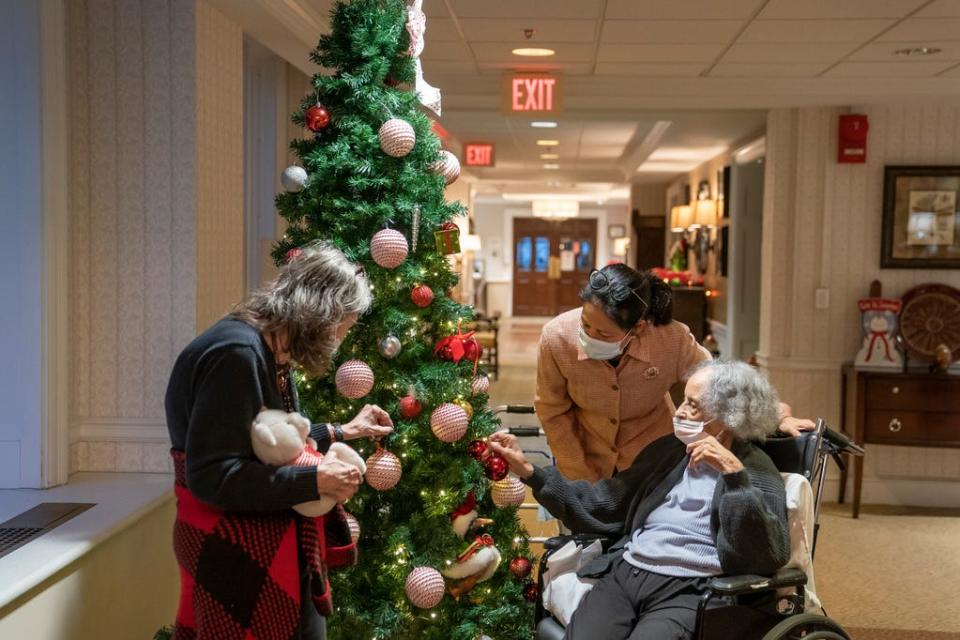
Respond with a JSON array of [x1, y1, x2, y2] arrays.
[[0, 503, 95, 559]]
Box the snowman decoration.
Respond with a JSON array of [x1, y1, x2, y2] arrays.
[[855, 298, 903, 369]]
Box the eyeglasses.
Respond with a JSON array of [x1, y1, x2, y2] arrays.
[[588, 269, 648, 311]]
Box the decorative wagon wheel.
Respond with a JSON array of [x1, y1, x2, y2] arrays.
[[899, 283, 960, 362]]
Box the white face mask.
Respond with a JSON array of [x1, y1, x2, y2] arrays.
[[578, 325, 631, 360], [673, 416, 713, 444]]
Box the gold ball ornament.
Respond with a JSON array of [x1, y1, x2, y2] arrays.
[[453, 399, 474, 420]]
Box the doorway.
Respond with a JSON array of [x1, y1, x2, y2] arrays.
[[512, 217, 597, 316], [727, 156, 765, 360]]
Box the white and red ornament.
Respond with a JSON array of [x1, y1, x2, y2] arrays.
[[285, 247, 303, 263], [471, 375, 491, 396], [441, 533, 502, 585], [411, 284, 434, 308], [281, 165, 308, 192], [405, 566, 445, 609], [379, 118, 416, 158], [335, 360, 374, 399], [345, 512, 361, 542], [305, 104, 330, 132], [365, 447, 402, 490], [370, 229, 409, 269], [429, 150, 460, 185], [430, 403, 469, 443], [404, 0, 441, 117], [491, 476, 525, 508]]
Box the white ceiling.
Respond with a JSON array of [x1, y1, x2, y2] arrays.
[[215, 0, 960, 191]]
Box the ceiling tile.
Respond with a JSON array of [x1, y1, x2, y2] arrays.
[[601, 19, 744, 44], [578, 144, 627, 159], [425, 18, 462, 42], [877, 18, 960, 41], [471, 42, 595, 62], [915, 0, 960, 17], [759, 0, 926, 19], [709, 62, 832, 77], [422, 41, 475, 61], [739, 19, 895, 43], [597, 43, 725, 63], [605, 0, 766, 20], [594, 62, 706, 76], [458, 18, 597, 43], [722, 42, 857, 63], [823, 60, 956, 77], [938, 63, 960, 75], [447, 0, 603, 19], [849, 41, 960, 60]]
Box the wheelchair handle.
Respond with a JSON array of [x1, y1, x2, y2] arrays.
[[822, 425, 864, 456], [507, 426, 544, 438]]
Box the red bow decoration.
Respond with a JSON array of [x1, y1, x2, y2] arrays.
[[450, 491, 477, 522], [457, 534, 496, 563]]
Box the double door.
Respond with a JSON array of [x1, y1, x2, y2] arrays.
[[512, 217, 597, 317]]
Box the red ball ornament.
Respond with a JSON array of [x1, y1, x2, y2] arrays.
[[400, 395, 422, 419], [510, 557, 532, 580], [411, 284, 434, 308], [467, 439, 487, 461], [305, 105, 330, 132], [484, 454, 509, 481], [523, 582, 539, 603]]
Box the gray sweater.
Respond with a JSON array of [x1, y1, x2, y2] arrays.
[[524, 434, 790, 578]]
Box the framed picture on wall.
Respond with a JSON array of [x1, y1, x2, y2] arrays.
[[608, 224, 626, 238], [882, 165, 960, 268]]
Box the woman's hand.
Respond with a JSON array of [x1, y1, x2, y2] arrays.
[[487, 432, 535, 479], [687, 435, 743, 474], [777, 416, 816, 437], [342, 404, 394, 441], [316, 458, 363, 501]]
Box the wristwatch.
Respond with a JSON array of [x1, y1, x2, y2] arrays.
[[334, 423, 344, 443]]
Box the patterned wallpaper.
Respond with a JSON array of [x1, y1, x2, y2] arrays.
[[67, 0, 243, 473], [761, 105, 960, 495]]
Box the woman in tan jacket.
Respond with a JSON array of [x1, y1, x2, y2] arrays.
[[535, 264, 810, 482]]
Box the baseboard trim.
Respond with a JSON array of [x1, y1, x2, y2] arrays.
[[73, 419, 169, 444]]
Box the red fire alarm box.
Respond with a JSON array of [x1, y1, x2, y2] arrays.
[[838, 114, 868, 163]]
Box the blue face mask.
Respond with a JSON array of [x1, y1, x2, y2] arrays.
[[578, 325, 632, 360]]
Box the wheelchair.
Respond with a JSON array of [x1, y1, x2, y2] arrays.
[[493, 406, 865, 640]]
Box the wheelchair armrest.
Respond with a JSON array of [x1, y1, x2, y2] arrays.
[[707, 566, 807, 596], [542, 533, 615, 552]]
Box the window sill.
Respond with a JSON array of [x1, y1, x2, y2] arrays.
[[0, 472, 173, 609]]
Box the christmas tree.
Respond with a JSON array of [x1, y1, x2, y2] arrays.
[[274, 1, 536, 638]]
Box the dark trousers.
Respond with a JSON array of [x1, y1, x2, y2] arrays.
[[565, 557, 710, 640]]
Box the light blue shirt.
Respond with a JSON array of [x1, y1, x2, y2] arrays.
[[623, 463, 723, 577]]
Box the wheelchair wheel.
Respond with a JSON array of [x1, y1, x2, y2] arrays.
[[761, 613, 850, 640]]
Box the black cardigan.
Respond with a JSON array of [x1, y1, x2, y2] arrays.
[[164, 316, 334, 511], [525, 434, 790, 577]]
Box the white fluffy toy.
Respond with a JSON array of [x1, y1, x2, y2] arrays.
[[251, 408, 366, 517]]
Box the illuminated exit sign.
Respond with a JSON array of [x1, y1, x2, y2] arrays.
[[465, 143, 495, 167], [503, 74, 562, 115]]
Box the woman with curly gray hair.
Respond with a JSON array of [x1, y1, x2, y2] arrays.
[[487, 359, 790, 640], [164, 241, 392, 639]]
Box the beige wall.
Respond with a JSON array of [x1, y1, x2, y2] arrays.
[[0, 499, 178, 639], [67, 0, 245, 473], [195, 1, 245, 330], [761, 105, 960, 503]]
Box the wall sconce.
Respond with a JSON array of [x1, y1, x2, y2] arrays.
[[461, 234, 482, 252], [670, 205, 693, 232], [691, 198, 717, 275]]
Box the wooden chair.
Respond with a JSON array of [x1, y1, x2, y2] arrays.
[[468, 312, 500, 380]]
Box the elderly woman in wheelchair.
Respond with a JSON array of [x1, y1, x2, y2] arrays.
[[489, 360, 846, 640]]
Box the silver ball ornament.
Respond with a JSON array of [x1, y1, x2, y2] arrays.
[[379, 335, 402, 359], [280, 165, 308, 192]]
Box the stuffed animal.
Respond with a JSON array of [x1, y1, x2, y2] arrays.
[[251, 408, 366, 517]]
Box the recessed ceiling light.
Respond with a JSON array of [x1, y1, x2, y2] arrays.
[[512, 47, 555, 57], [540, 153, 560, 160], [893, 46, 942, 56], [543, 163, 560, 170], [537, 139, 560, 146], [531, 121, 558, 128]]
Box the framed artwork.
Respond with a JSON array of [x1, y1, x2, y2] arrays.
[[608, 224, 626, 238], [882, 165, 960, 268], [719, 165, 731, 219]]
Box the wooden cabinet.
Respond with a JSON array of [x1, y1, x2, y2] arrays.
[[841, 365, 960, 517]]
